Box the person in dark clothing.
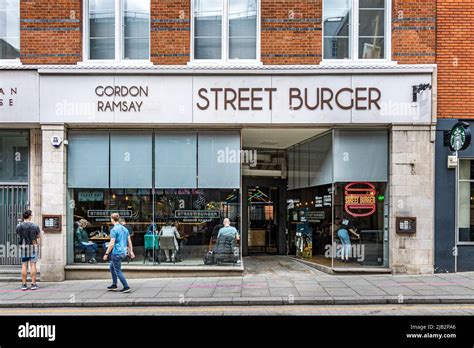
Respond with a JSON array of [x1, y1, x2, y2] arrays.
[[75, 219, 98, 263], [16, 210, 41, 291]]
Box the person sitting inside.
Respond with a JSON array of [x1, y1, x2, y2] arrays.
[[217, 218, 240, 241], [159, 221, 181, 262], [146, 222, 158, 235], [75, 219, 99, 264], [215, 218, 241, 263]]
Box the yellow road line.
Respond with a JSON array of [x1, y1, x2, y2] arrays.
[[1, 304, 474, 315]]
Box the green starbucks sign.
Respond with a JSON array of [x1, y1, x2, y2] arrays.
[[449, 121, 471, 152]]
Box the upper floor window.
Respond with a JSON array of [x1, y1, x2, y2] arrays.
[[86, 0, 150, 61], [323, 0, 389, 61], [0, 0, 20, 60], [192, 0, 259, 62]]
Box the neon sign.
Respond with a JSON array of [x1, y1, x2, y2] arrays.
[[344, 182, 377, 217]]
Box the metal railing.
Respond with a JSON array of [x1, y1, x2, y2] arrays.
[[0, 185, 29, 265]]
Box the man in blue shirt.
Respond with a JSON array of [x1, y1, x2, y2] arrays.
[[103, 213, 135, 293]]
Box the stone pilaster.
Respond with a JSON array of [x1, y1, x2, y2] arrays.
[[29, 129, 42, 228], [390, 125, 435, 274], [40, 124, 67, 281]]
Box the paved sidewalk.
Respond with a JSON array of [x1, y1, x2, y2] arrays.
[[1, 256, 474, 308]]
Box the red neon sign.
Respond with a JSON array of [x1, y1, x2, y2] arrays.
[[344, 182, 377, 218]]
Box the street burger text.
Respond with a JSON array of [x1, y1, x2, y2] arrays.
[[93, 85, 382, 113], [95, 85, 148, 112], [196, 87, 381, 111]]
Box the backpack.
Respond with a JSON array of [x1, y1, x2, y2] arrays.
[[17, 223, 36, 245], [203, 251, 215, 265]]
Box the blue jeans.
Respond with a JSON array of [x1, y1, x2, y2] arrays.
[[77, 243, 98, 259], [109, 254, 129, 288], [337, 229, 351, 260]]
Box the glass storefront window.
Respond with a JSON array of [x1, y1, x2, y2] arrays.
[[67, 130, 242, 266], [288, 182, 388, 268], [68, 188, 240, 265], [458, 159, 474, 243], [0, 130, 28, 183], [333, 182, 388, 267]]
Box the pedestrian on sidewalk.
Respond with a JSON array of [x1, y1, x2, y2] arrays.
[[103, 213, 135, 293], [16, 210, 41, 291]]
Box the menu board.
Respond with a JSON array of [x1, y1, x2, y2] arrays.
[[42, 215, 62, 232]]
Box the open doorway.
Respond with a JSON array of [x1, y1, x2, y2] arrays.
[[241, 128, 390, 271], [241, 128, 328, 257], [247, 185, 279, 254]]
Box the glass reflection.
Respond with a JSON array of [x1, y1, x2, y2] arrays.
[[89, 0, 115, 59], [323, 0, 351, 59], [0, 0, 20, 59], [194, 0, 223, 59]]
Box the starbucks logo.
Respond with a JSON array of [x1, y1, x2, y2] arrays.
[[449, 122, 471, 152]]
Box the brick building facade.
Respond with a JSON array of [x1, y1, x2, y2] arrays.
[[14, 0, 436, 66], [0, 0, 445, 280], [434, 0, 474, 273]]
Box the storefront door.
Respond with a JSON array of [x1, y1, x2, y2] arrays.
[[242, 177, 287, 256], [247, 186, 279, 254], [0, 185, 29, 265]]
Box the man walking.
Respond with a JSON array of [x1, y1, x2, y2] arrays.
[[103, 213, 135, 293], [16, 210, 41, 291]]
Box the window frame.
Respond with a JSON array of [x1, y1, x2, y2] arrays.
[[82, 0, 151, 64], [321, 0, 392, 64], [190, 0, 261, 65], [0, 0, 21, 64], [457, 158, 474, 245]]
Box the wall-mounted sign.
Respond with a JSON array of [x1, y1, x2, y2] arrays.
[[344, 182, 377, 217], [196, 87, 381, 112], [323, 195, 332, 207], [396, 217, 417, 234], [78, 191, 104, 202], [37, 73, 433, 125], [175, 210, 220, 219], [42, 215, 62, 232], [449, 121, 471, 152], [95, 85, 148, 112], [87, 210, 132, 218], [306, 211, 325, 222], [315, 196, 323, 208]]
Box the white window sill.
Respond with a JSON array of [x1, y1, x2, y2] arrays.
[[77, 60, 154, 67], [187, 60, 263, 67], [0, 59, 22, 66], [319, 59, 398, 67]]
